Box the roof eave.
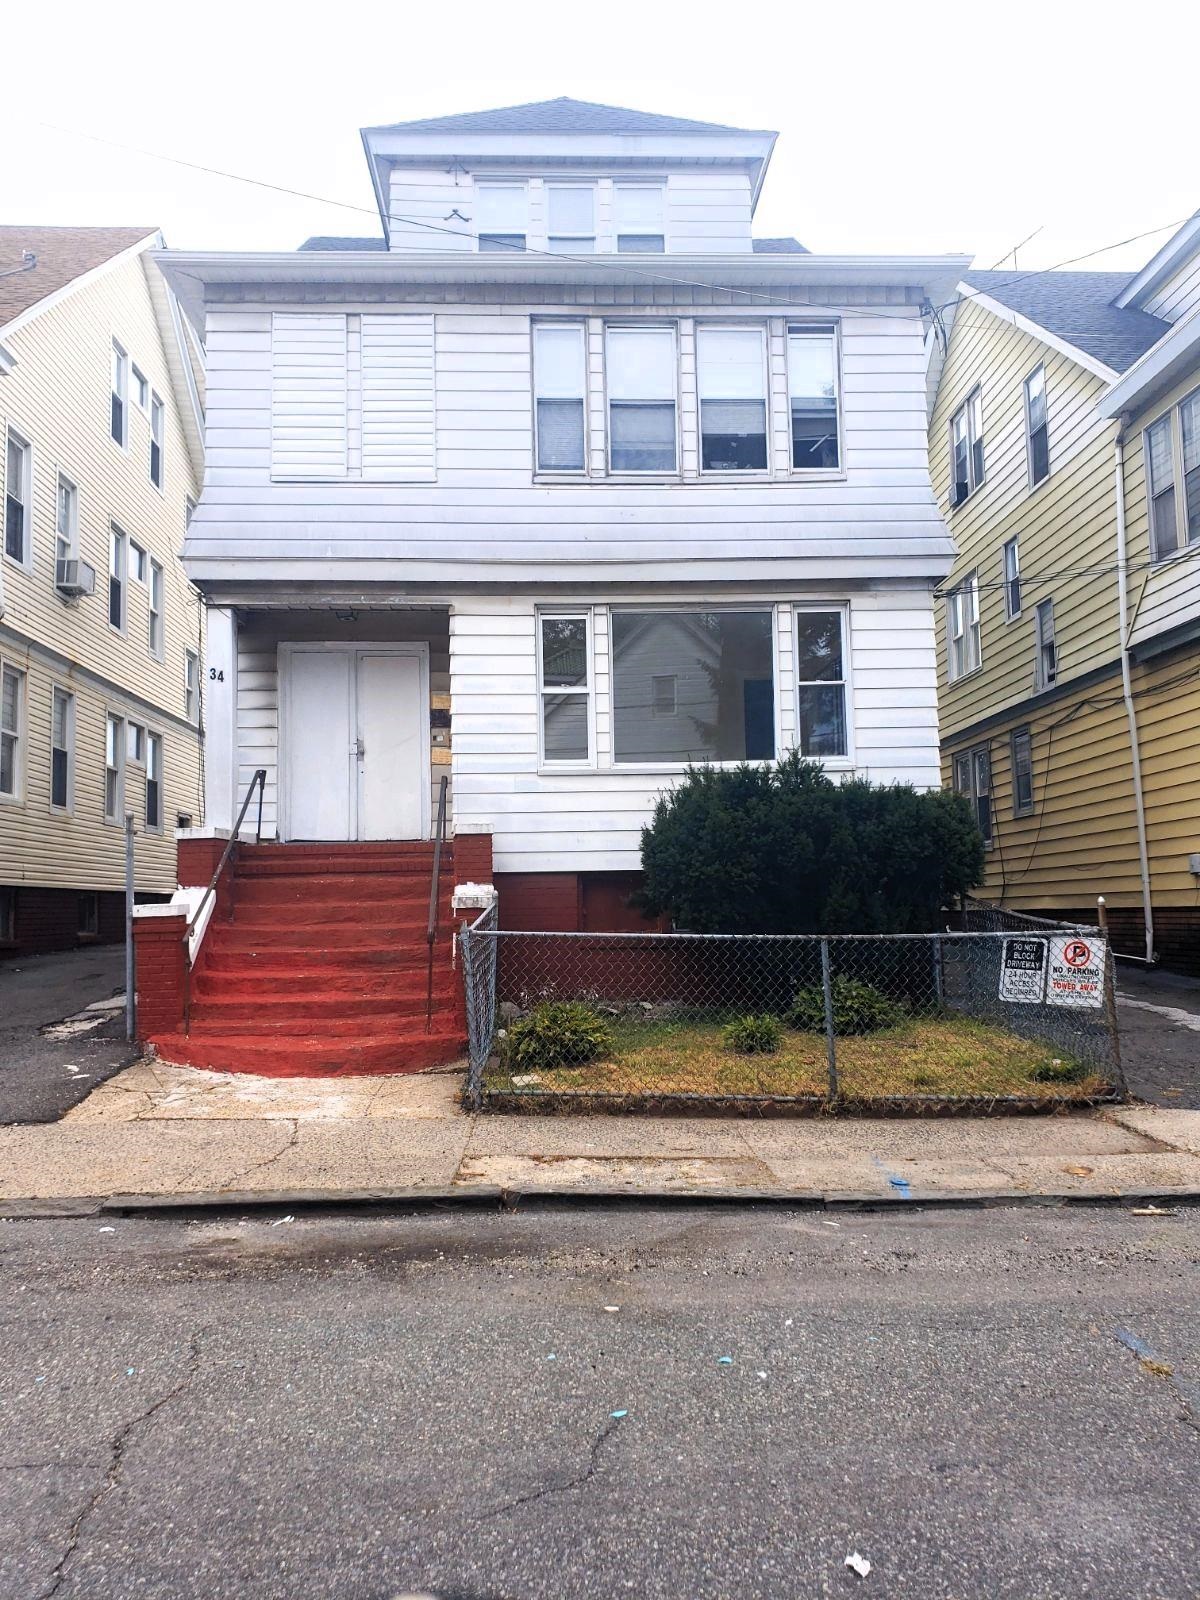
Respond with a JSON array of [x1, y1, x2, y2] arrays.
[[953, 282, 1120, 383], [1099, 307, 1200, 418], [1114, 212, 1200, 310]]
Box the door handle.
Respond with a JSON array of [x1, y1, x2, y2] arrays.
[[353, 738, 365, 760]]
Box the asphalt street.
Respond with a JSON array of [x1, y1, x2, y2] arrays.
[[0, 947, 134, 1124], [1116, 965, 1200, 1109], [3, 1201, 1199, 1599]]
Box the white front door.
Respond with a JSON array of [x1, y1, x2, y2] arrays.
[[283, 645, 428, 841]]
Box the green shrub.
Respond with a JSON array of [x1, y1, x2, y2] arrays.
[[500, 1002, 613, 1073], [722, 1014, 783, 1055], [638, 751, 984, 934], [788, 976, 902, 1036], [1031, 1057, 1090, 1085]]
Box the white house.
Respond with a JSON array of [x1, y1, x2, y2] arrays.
[[159, 96, 965, 945]]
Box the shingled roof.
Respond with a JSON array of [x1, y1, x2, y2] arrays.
[[0, 226, 156, 327], [962, 269, 1169, 375], [365, 97, 772, 136], [299, 235, 387, 252]]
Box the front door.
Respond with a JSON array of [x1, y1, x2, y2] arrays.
[[284, 645, 428, 841]]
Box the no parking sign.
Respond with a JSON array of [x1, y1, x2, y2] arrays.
[[1047, 934, 1106, 1008]]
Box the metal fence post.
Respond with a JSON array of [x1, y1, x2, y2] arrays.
[[1101, 932, 1124, 1093], [932, 934, 945, 1007], [820, 937, 838, 1101], [124, 812, 136, 1043]]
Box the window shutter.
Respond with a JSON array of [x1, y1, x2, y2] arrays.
[[271, 314, 348, 480], [360, 314, 436, 480]]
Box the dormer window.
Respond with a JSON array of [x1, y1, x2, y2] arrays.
[[476, 183, 527, 252], [547, 186, 595, 253], [614, 185, 665, 253]]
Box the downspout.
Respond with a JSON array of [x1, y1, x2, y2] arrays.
[[1113, 422, 1156, 963]]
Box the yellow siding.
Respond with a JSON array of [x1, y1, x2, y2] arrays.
[[930, 298, 1121, 738], [1118, 364, 1200, 646], [0, 247, 203, 895]]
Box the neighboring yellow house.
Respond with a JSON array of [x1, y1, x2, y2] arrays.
[[930, 211, 1200, 972], [0, 227, 205, 955]]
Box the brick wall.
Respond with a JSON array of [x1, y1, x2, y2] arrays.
[[0, 887, 130, 959], [132, 914, 188, 1037]]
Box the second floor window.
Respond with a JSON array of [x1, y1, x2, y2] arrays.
[[1, 660, 23, 799], [476, 184, 527, 252], [533, 324, 587, 472], [111, 341, 128, 446], [547, 186, 595, 253], [109, 526, 126, 631], [1003, 536, 1022, 619], [1035, 598, 1057, 690], [185, 649, 199, 722], [614, 185, 665, 252], [947, 572, 981, 682], [5, 429, 31, 567], [149, 559, 165, 660], [606, 326, 677, 474], [150, 393, 165, 488], [950, 389, 984, 505], [788, 326, 840, 470], [50, 687, 74, 811], [697, 326, 768, 472], [104, 713, 124, 821], [56, 474, 78, 575], [1145, 390, 1200, 561], [1025, 365, 1049, 485]]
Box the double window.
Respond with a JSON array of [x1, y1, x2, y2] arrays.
[[1035, 599, 1057, 690], [4, 428, 31, 567], [950, 389, 985, 505], [104, 713, 124, 821], [788, 326, 840, 470], [946, 571, 981, 681], [150, 393, 165, 488], [606, 326, 677, 474], [1, 660, 23, 800], [109, 525, 127, 631], [953, 746, 993, 846], [1145, 389, 1200, 562], [111, 340, 128, 446], [547, 185, 594, 253], [1025, 365, 1049, 485], [1011, 727, 1034, 817], [1003, 536, 1022, 619], [56, 474, 78, 577], [50, 687, 74, 811], [613, 185, 665, 252], [476, 184, 527, 253], [697, 326, 768, 472]]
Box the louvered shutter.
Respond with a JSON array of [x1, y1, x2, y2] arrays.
[[270, 313, 347, 480], [360, 314, 436, 480]]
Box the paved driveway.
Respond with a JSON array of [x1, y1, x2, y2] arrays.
[[1117, 963, 1200, 1108], [0, 947, 136, 1124]]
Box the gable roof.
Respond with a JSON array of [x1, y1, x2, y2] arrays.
[[364, 96, 772, 137], [299, 235, 387, 252], [0, 226, 156, 328], [962, 269, 1169, 375], [752, 237, 810, 254]]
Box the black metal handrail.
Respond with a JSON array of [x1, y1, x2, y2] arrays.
[[425, 774, 450, 1032], [181, 768, 266, 1034]]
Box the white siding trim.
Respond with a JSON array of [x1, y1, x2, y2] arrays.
[[270, 313, 348, 481]]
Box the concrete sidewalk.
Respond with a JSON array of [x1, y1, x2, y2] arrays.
[[2, 1058, 1200, 1213]]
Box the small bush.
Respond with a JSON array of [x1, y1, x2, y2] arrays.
[[722, 1014, 783, 1055], [788, 976, 902, 1036], [1031, 1057, 1090, 1085], [501, 1002, 613, 1073]]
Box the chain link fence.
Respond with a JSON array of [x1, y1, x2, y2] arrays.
[[459, 912, 1123, 1114], [961, 897, 1100, 936]]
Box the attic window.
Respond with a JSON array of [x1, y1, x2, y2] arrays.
[[547, 186, 594, 253], [614, 185, 665, 253], [476, 184, 527, 252]]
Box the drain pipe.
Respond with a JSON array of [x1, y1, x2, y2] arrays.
[[1113, 422, 1155, 964]]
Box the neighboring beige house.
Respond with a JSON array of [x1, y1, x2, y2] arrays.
[[930, 211, 1200, 972], [0, 227, 205, 955]]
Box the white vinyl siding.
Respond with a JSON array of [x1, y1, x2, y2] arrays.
[[270, 313, 348, 480], [360, 314, 436, 480]]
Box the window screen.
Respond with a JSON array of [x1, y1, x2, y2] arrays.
[[534, 324, 587, 471], [698, 327, 768, 471], [607, 327, 677, 473]]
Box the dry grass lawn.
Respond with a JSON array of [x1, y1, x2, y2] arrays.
[[483, 1012, 1113, 1103]]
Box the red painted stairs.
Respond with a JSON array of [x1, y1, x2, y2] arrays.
[[150, 842, 468, 1077]]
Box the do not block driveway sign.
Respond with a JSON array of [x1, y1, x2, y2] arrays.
[[999, 937, 1048, 1003], [1047, 935, 1106, 1008]]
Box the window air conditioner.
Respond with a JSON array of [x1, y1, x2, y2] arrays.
[[56, 558, 96, 596]]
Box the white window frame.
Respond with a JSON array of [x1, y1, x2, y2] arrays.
[[1024, 364, 1050, 487], [1144, 386, 1200, 563], [946, 571, 981, 682], [184, 648, 199, 722], [793, 604, 853, 765], [104, 712, 125, 823], [1011, 725, 1034, 818], [613, 183, 666, 253], [111, 339, 129, 448], [0, 657, 25, 803], [50, 685, 75, 814], [475, 181, 528, 253], [109, 525, 127, 634], [55, 471, 79, 576], [786, 323, 843, 475], [4, 427, 32, 572], [605, 323, 680, 478], [696, 323, 770, 476], [546, 183, 596, 253], [149, 392, 165, 490], [532, 321, 589, 476], [536, 609, 594, 770], [128, 539, 148, 585], [1003, 536, 1022, 620], [131, 364, 150, 412], [127, 720, 146, 769], [145, 730, 163, 833], [949, 387, 985, 505], [1035, 598, 1057, 691], [148, 558, 165, 661]]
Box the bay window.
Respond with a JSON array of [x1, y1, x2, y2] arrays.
[[613, 185, 665, 252], [606, 326, 677, 473], [794, 609, 849, 759], [547, 185, 595, 252], [612, 609, 774, 764], [539, 613, 591, 764], [787, 326, 840, 469], [476, 184, 527, 252], [533, 323, 587, 472], [697, 326, 768, 471]]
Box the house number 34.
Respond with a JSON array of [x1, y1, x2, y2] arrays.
[[208, 668, 225, 682]]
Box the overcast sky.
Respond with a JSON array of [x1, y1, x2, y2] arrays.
[[4, 0, 1197, 275]]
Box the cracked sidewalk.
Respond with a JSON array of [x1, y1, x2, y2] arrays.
[[3, 1058, 1200, 1212]]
